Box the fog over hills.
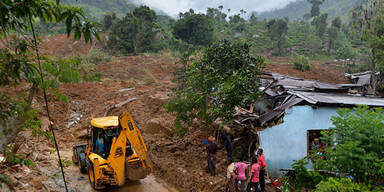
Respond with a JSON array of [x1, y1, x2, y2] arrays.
[[134, 0, 300, 17]]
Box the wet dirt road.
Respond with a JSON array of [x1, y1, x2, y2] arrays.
[[45, 153, 179, 192], [103, 175, 179, 192], [69, 172, 178, 192]]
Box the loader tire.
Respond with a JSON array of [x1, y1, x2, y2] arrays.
[[72, 147, 79, 165], [87, 160, 106, 191], [78, 152, 87, 174]]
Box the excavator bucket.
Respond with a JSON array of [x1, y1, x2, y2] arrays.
[[119, 112, 152, 180]]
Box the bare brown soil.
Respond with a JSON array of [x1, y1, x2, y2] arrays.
[[0, 35, 350, 191], [264, 56, 350, 84]]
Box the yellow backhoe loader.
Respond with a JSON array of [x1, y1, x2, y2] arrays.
[[72, 112, 151, 190]]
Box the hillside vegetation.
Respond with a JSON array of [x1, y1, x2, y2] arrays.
[[257, 0, 368, 22], [64, 0, 137, 18]]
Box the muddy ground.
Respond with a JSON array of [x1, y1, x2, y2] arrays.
[[0, 35, 349, 192]]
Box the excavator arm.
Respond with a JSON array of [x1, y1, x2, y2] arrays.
[[118, 112, 152, 180]]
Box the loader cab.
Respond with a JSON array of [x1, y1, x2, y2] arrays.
[[90, 117, 120, 159], [90, 116, 134, 159]]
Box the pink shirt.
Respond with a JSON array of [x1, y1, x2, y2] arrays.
[[235, 162, 247, 180], [249, 163, 260, 183], [258, 154, 266, 170]]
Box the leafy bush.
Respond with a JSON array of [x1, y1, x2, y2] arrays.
[[106, 6, 158, 54], [315, 177, 383, 192], [318, 106, 384, 185], [5, 151, 35, 168], [286, 158, 324, 191], [165, 40, 265, 137], [294, 55, 310, 71], [173, 11, 215, 46], [82, 48, 111, 65]]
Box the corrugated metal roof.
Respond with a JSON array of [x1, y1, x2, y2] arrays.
[[269, 73, 345, 90], [290, 91, 384, 107], [259, 96, 304, 125]]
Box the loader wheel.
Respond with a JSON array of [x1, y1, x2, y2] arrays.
[[72, 147, 79, 165], [78, 152, 87, 174], [87, 161, 105, 190]]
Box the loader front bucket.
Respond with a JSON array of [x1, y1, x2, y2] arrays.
[[125, 163, 151, 181]]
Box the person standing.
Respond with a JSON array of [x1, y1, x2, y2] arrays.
[[257, 148, 266, 192], [235, 159, 248, 192], [206, 136, 223, 180], [221, 134, 233, 163], [226, 162, 236, 192], [247, 158, 260, 192]]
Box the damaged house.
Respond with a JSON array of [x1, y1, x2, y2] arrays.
[[234, 72, 384, 177]]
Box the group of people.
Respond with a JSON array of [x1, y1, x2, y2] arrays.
[[205, 135, 267, 192]]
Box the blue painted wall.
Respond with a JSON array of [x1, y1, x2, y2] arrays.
[[258, 105, 339, 177]]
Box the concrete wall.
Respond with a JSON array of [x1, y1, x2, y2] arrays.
[[258, 105, 338, 177]]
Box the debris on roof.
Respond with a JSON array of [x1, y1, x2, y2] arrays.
[[231, 71, 384, 128], [345, 71, 379, 85]]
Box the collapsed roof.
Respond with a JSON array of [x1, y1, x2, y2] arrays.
[[234, 71, 384, 127]]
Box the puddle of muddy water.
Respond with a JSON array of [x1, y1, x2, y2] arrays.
[[72, 174, 178, 192]]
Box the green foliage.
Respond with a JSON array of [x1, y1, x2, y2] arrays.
[[5, 150, 35, 168], [64, 0, 136, 18], [0, 42, 37, 86], [82, 48, 111, 65], [59, 159, 73, 168], [102, 12, 118, 31], [332, 17, 342, 30], [259, 0, 367, 22], [327, 27, 339, 53], [352, 0, 384, 90], [107, 6, 158, 54], [173, 11, 215, 47], [335, 37, 358, 61], [288, 158, 324, 190], [308, 0, 325, 17], [267, 19, 288, 55], [318, 106, 384, 185], [0, 173, 11, 189], [315, 177, 384, 192], [313, 13, 328, 39], [165, 40, 264, 137], [294, 55, 311, 71], [206, 7, 227, 27]]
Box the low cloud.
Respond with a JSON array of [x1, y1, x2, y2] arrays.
[[133, 0, 299, 17]]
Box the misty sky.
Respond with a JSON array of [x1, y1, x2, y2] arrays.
[[133, 0, 299, 17]]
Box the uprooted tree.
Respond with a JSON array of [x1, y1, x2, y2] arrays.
[[165, 40, 265, 137]]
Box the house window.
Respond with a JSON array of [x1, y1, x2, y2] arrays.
[[307, 129, 328, 157]]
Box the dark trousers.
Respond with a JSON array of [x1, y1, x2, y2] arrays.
[[227, 148, 233, 163], [247, 182, 259, 192], [259, 170, 265, 191], [207, 154, 216, 176], [235, 179, 246, 192]]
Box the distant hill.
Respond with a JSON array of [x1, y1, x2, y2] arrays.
[[64, 0, 137, 18], [64, 0, 169, 19], [256, 0, 369, 22]]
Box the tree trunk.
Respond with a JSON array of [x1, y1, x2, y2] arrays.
[[26, 83, 37, 109], [372, 48, 376, 95]]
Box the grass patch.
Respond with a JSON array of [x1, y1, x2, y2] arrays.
[[142, 68, 157, 85]]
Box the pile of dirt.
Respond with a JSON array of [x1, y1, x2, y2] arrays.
[[39, 34, 101, 57], [0, 34, 352, 191], [265, 56, 350, 84]]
